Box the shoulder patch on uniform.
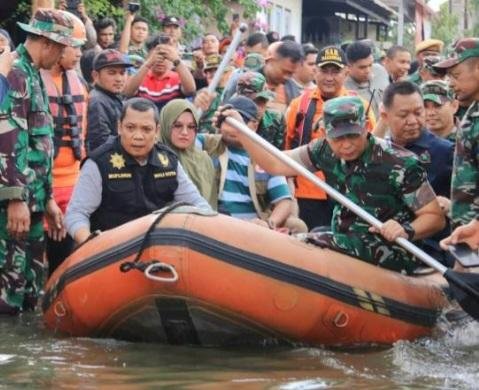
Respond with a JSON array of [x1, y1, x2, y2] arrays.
[[157, 152, 169, 167], [110, 152, 126, 170]]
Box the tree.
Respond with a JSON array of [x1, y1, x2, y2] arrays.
[[2, 0, 259, 43], [431, 2, 459, 48]]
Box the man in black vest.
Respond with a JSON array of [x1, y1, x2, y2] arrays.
[[65, 97, 211, 244]]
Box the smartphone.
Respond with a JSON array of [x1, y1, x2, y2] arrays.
[[449, 243, 479, 268], [159, 34, 171, 44], [128, 2, 141, 13]]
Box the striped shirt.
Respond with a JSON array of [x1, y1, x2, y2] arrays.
[[137, 70, 183, 112], [218, 146, 291, 219]]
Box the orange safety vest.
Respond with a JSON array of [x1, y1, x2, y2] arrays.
[[41, 69, 86, 161]]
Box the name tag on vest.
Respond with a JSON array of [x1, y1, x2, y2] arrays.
[[154, 171, 176, 179], [108, 173, 132, 179]]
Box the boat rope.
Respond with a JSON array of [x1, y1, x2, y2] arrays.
[[119, 202, 190, 274]]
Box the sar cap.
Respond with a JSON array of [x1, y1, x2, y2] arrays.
[[317, 46, 347, 68]]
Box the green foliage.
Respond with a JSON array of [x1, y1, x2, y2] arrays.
[[431, 2, 459, 48], [83, 0, 123, 20], [138, 0, 259, 41]]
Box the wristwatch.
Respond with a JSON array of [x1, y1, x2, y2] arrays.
[[172, 58, 181, 68], [402, 222, 415, 241]]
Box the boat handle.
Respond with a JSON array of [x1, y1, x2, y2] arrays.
[[144, 262, 179, 283]]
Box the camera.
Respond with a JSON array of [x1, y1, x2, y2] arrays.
[[159, 34, 171, 44], [128, 2, 140, 13]]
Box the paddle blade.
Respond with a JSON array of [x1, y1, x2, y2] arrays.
[[444, 269, 479, 320]]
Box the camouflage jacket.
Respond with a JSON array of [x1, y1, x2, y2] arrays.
[[451, 101, 479, 228], [455, 104, 469, 123], [257, 109, 285, 150], [407, 70, 422, 86], [199, 87, 224, 134], [0, 44, 53, 212], [303, 135, 436, 273]]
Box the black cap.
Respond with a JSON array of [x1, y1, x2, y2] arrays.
[[163, 16, 180, 27], [227, 96, 258, 122], [316, 46, 347, 68], [93, 49, 133, 71]]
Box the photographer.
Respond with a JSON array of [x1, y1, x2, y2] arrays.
[[57, 1, 97, 50], [123, 33, 196, 112], [119, 2, 149, 61]]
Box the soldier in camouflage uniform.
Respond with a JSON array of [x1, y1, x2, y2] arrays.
[[408, 39, 444, 86], [0, 9, 79, 314], [220, 96, 445, 274], [435, 38, 479, 229], [421, 80, 458, 143], [236, 71, 286, 149]]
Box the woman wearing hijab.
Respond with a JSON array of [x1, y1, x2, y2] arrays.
[[159, 99, 217, 209]]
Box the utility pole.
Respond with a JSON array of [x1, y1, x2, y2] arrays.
[[398, 0, 404, 45]]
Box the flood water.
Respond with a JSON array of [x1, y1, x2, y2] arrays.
[[1, 312, 478, 389]]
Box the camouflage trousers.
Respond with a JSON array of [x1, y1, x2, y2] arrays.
[[0, 210, 45, 314], [306, 231, 417, 275]]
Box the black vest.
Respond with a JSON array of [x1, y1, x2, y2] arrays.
[[89, 138, 178, 231]]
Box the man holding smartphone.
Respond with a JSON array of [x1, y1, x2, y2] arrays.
[[123, 33, 196, 112]]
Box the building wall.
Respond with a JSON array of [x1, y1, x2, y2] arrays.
[[263, 0, 302, 41]]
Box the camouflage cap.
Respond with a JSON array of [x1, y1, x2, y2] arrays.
[[422, 55, 446, 76], [204, 54, 222, 71], [421, 80, 454, 105], [243, 53, 265, 72], [434, 38, 479, 69], [237, 71, 275, 101], [324, 96, 366, 139], [17, 8, 81, 47]]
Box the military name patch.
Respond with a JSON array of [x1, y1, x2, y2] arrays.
[[154, 171, 176, 179], [108, 173, 132, 179]]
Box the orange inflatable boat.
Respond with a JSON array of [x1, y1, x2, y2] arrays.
[[43, 206, 451, 346]]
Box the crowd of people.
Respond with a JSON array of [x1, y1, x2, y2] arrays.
[[0, 2, 478, 315]]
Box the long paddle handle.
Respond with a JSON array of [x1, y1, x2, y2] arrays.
[[226, 116, 449, 275], [196, 23, 248, 118]]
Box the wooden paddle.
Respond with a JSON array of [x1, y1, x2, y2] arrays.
[[225, 116, 479, 321]]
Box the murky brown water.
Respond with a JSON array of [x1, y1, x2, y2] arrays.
[[0, 312, 478, 389]]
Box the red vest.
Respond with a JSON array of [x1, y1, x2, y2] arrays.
[[41, 69, 85, 160]]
